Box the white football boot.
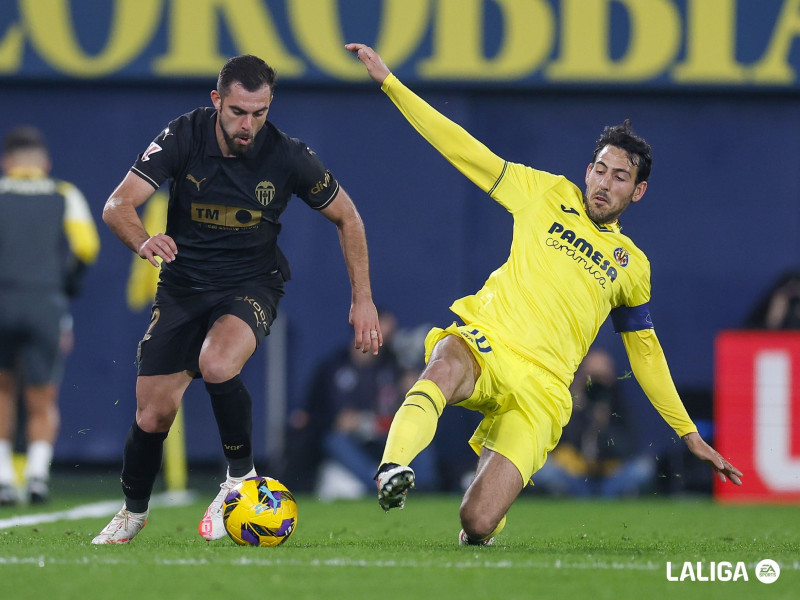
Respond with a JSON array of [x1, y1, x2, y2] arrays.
[[198, 467, 256, 541], [91, 504, 149, 544], [0, 483, 18, 507], [458, 529, 495, 546], [375, 463, 415, 512], [458, 515, 505, 546]]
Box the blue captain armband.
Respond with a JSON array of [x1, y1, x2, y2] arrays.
[[610, 303, 654, 333]]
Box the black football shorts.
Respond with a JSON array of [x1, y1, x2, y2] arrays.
[[136, 275, 284, 377], [0, 290, 69, 385]]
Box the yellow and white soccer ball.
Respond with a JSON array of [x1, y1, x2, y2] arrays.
[[222, 476, 298, 547]]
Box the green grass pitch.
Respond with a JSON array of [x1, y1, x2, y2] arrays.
[[1, 489, 797, 600]]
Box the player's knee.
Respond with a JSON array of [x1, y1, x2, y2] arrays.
[[459, 504, 498, 541], [135, 406, 177, 433], [422, 356, 451, 381], [198, 352, 238, 383], [423, 355, 469, 395]]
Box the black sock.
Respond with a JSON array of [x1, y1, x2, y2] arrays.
[[121, 421, 167, 513], [205, 375, 254, 478]]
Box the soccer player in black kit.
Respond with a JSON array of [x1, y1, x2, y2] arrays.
[[93, 55, 383, 544]]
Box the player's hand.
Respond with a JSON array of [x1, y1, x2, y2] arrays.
[[350, 299, 382, 355], [344, 43, 391, 84], [682, 431, 743, 486], [138, 232, 178, 267]]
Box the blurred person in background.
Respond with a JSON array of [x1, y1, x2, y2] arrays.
[[743, 269, 800, 330], [532, 348, 655, 497], [289, 309, 436, 500], [346, 43, 742, 547], [92, 54, 381, 544], [0, 126, 100, 505]]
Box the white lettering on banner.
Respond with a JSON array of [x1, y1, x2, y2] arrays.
[[666, 561, 749, 582], [755, 351, 800, 491]]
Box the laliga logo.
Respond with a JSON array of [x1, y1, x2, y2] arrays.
[[666, 559, 780, 583]]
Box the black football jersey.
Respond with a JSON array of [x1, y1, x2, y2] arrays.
[[131, 107, 339, 289]]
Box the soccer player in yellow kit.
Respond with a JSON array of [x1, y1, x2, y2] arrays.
[[345, 43, 743, 546]]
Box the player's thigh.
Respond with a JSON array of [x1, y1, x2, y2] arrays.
[[137, 290, 209, 376], [199, 314, 257, 379], [469, 349, 571, 483], [200, 281, 283, 379], [421, 325, 484, 404], [209, 280, 283, 344], [460, 448, 523, 524], [422, 334, 480, 404]]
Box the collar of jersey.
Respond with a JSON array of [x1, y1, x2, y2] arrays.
[[580, 201, 621, 234], [5, 166, 47, 179]]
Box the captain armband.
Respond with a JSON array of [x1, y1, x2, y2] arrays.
[[610, 303, 654, 333]]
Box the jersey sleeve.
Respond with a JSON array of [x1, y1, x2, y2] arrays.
[[492, 162, 580, 213], [382, 74, 505, 195], [621, 328, 697, 437], [291, 143, 340, 210], [130, 118, 187, 190], [59, 181, 100, 265], [614, 253, 652, 313]]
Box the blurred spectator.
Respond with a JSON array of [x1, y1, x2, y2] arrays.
[[286, 309, 437, 499], [532, 348, 655, 497], [0, 126, 100, 505], [743, 269, 800, 330]]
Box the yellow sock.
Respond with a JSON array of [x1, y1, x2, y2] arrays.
[[381, 379, 446, 467], [464, 516, 507, 544], [485, 515, 507, 541]]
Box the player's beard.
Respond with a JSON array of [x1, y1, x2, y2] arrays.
[[220, 122, 254, 157], [583, 189, 632, 225]]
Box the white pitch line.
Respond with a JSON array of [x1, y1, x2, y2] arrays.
[[0, 556, 667, 570], [0, 490, 196, 530], [1, 556, 798, 572]]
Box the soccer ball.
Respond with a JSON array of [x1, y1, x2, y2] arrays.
[[222, 476, 298, 546]]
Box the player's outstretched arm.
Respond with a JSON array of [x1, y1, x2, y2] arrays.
[[344, 43, 391, 85], [344, 42, 505, 195], [622, 328, 743, 486], [682, 431, 743, 486]]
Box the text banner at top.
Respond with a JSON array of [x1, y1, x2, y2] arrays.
[[1, 0, 799, 90]]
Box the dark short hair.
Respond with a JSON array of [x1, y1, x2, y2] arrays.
[[217, 54, 276, 97], [592, 119, 652, 184], [2, 126, 48, 154]]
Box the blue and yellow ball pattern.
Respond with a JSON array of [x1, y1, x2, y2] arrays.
[[222, 477, 298, 546]]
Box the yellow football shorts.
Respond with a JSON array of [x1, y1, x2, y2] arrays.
[[424, 322, 573, 486]]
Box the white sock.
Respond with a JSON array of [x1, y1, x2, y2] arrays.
[[228, 467, 257, 481], [0, 440, 15, 486], [24, 441, 53, 481]]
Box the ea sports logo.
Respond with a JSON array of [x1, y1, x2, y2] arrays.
[[755, 559, 780, 584]]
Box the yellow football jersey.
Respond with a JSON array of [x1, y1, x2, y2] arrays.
[[382, 74, 648, 386], [382, 74, 696, 436], [452, 165, 649, 386]]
